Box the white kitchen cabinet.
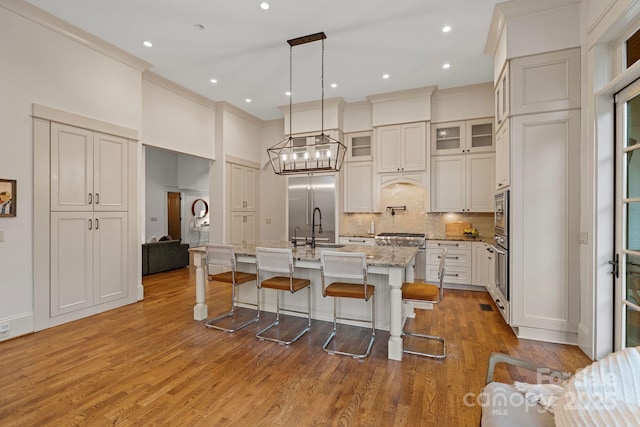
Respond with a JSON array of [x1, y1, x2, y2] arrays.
[[49, 123, 130, 318], [339, 236, 375, 246], [230, 212, 257, 243], [495, 119, 510, 189], [431, 118, 494, 156], [346, 131, 373, 161], [376, 122, 426, 173], [431, 153, 495, 212], [510, 109, 581, 335], [51, 123, 128, 212], [471, 242, 486, 288], [495, 63, 509, 129], [426, 240, 472, 286], [483, 243, 496, 296], [230, 164, 257, 211], [344, 162, 376, 213]]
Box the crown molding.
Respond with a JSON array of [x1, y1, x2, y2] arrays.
[[432, 82, 494, 97], [218, 101, 263, 126], [143, 71, 217, 110], [366, 86, 436, 103], [277, 97, 346, 114]]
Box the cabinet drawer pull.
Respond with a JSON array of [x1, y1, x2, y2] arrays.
[[349, 239, 365, 243], [437, 242, 460, 247], [495, 299, 505, 310], [438, 255, 459, 260], [95, 193, 100, 205], [88, 193, 92, 205], [95, 219, 99, 230], [444, 273, 459, 277], [88, 219, 92, 230]]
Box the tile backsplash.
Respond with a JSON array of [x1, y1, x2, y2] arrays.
[[342, 183, 495, 239]]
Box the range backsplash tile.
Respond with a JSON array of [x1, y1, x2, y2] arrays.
[[343, 183, 495, 239]]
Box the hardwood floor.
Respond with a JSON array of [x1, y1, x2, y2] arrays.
[[0, 267, 591, 426]]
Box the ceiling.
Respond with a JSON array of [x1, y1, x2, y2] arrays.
[[25, 0, 503, 121]]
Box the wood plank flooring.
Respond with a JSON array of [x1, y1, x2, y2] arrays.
[[0, 267, 592, 426]]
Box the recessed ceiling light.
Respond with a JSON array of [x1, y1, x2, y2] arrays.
[[382, 74, 390, 79], [285, 91, 292, 96], [442, 26, 452, 33], [245, 98, 252, 103], [331, 83, 337, 88], [210, 79, 218, 84], [442, 63, 451, 69], [260, 2, 269, 10], [142, 40, 153, 47]]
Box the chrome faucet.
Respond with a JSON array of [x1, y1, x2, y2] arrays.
[[292, 226, 301, 247], [311, 207, 322, 248]]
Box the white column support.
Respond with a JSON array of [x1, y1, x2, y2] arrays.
[[387, 266, 404, 361], [191, 249, 208, 320]]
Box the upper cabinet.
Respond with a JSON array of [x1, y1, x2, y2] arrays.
[[376, 122, 426, 173], [346, 131, 373, 162], [51, 122, 128, 212], [495, 63, 510, 129], [431, 118, 494, 156], [230, 163, 257, 212]]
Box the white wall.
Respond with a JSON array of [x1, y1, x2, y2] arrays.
[[431, 82, 495, 123], [0, 5, 142, 334], [142, 78, 216, 160], [260, 119, 288, 241]]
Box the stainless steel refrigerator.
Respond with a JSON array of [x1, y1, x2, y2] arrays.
[[288, 174, 336, 244]]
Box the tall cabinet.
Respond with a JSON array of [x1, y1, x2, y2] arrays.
[[49, 122, 130, 316], [495, 47, 581, 342], [228, 161, 258, 243]]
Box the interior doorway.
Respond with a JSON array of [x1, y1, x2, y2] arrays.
[[167, 192, 182, 241]]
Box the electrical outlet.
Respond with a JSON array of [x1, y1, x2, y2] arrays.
[[0, 323, 10, 337], [150, 217, 158, 222]]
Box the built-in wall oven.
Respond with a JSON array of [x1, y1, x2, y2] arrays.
[[494, 189, 509, 320]]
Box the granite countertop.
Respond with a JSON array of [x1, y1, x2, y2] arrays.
[[231, 240, 418, 268]]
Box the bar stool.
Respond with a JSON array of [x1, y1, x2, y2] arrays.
[[204, 243, 259, 332], [320, 251, 375, 358], [401, 248, 447, 358], [255, 247, 311, 345]]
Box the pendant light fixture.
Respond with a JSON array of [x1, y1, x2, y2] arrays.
[[267, 32, 346, 175]]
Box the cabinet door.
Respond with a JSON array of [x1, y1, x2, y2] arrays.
[[401, 122, 426, 171], [466, 153, 495, 212], [51, 123, 94, 212], [431, 155, 465, 212], [94, 132, 128, 211], [229, 212, 256, 243], [230, 164, 257, 211], [431, 121, 465, 156], [93, 212, 128, 305], [510, 48, 580, 115], [346, 131, 373, 161], [471, 242, 485, 287], [495, 63, 510, 128], [51, 211, 94, 316], [484, 244, 496, 295], [243, 213, 257, 242], [345, 162, 373, 212], [377, 125, 401, 172], [495, 120, 510, 189], [466, 119, 494, 153]]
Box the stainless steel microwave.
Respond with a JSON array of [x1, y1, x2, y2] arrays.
[[495, 189, 509, 239]]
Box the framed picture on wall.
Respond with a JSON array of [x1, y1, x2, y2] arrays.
[[0, 179, 16, 217]]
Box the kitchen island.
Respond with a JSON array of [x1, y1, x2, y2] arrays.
[[190, 241, 418, 361]]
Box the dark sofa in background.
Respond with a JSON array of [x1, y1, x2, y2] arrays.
[[142, 240, 190, 276]]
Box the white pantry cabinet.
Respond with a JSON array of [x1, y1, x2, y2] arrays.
[[49, 122, 130, 317], [228, 161, 258, 244], [495, 119, 510, 189], [51, 123, 128, 212], [230, 212, 257, 243], [431, 153, 495, 212], [376, 122, 426, 173]]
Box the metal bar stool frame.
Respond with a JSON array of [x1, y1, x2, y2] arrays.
[[401, 247, 447, 358], [255, 247, 311, 345], [205, 243, 259, 333], [320, 251, 375, 359]]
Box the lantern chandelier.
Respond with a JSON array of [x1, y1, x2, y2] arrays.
[[267, 32, 347, 175]]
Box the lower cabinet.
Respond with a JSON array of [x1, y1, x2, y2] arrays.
[[230, 212, 256, 243], [339, 236, 375, 246], [50, 211, 128, 316], [426, 240, 472, 285]]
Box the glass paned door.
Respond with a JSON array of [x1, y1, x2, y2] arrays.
[[615, 83, 640, 350]]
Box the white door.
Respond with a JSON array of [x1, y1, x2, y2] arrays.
[[94, 132, 128, 211], [51, 123, 93, 212], [93, 212, 128, 304], [614, 82, 640, 350]]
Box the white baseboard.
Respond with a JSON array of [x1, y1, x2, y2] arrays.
[[0, 313, 34, 342], [516, 326, 578, 345]]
